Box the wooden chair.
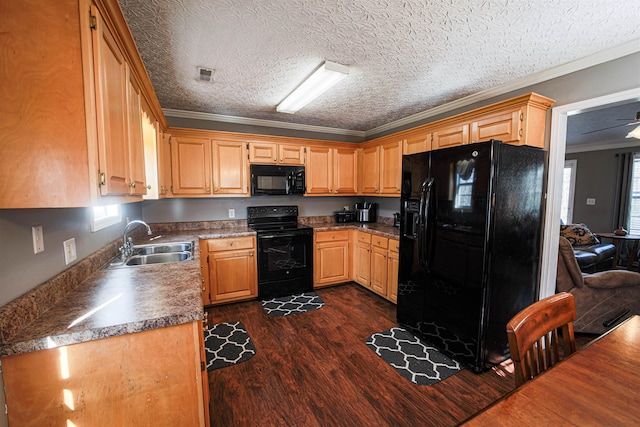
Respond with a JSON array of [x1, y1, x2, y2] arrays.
[[506, 292, 577, 387]]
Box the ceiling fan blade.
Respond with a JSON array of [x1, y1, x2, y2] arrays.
[[581, 123, 632, 135]]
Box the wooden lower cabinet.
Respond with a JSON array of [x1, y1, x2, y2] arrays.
[[314, 230, 350, 287], [387, 239, 400, 303], [370, 236, 389, 296], [200, 236, 257, 305], [354, 231, 372, 287], [2, 321, 209, 426]]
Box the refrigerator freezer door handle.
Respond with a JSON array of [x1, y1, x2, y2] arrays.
[[418, 178, 434, 272]]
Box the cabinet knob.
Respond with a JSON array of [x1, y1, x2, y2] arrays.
[[202, 286, 206, 291], [280, 158, 283, 161], [249, 252, 254, 256], [214, 188, 219, 192], [274, 157, 277, 161], [519, 129, 523, 137], [206, 187, 210, 192], [146, 185, 151, 190]]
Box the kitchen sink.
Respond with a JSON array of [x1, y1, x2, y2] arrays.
[[105, 241, 194, 269], [132, 242, 192, 255], [125, 252, 192, 266]]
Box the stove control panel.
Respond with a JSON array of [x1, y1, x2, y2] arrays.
[[247, 205, 298, 219]]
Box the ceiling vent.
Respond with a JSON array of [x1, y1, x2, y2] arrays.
[[196, 66, 214, 83]]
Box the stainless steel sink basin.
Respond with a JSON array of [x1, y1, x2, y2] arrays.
[[125, 251, 192, 266], [132, 242, 192, 255], [104, 241, 194, 269]]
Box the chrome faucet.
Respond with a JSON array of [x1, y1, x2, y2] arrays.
[[120, 220, 152, 261]]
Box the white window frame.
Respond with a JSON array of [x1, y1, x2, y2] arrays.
[[90, 204, 122, 232], [561, 159, 577, 224], [628, 153, 640, 235]]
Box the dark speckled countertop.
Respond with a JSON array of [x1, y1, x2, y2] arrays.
[[1, 222, 397, 357], [0, 229, 255, 357]]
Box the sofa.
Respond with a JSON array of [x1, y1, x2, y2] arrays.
[[560, 224, 615, 273], [557, 236, 640, 334]]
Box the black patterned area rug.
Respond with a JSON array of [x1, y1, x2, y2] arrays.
[[204, 321, 256, 371], [261, 292, 324, 317], [366, 327, 462, 386]]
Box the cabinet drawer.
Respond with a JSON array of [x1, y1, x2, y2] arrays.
[[389, 239, 399, 253], [372, 236, 388, 249], [207, 236, 254, 252], [356, 231, 372, 244], [316, 230, 350, 243]]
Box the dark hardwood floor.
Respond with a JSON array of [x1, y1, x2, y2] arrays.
[[205, 283, 525, 426]]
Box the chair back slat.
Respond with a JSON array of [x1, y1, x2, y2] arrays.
[[507, 292, 577, 387]]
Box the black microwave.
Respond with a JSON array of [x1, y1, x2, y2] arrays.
[[250, 165, 305, 196]]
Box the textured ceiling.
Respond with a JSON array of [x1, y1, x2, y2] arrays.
[[118, 0, 640, 135]]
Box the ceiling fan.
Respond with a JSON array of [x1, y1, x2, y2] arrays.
[[582, 111, 640, 138]]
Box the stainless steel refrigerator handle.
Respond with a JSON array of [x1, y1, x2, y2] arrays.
[[418, 178, 434, 272]]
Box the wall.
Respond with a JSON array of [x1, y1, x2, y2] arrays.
[[141, 196, 401, 222], [566, 147, 639, 232], [0, 203, 142, 307]]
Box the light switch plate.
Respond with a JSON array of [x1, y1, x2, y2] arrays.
[[63, 238, 77, 265], [228, 208, 235, 219], [586, 198, 596, 205], [32, 225, 44, 254]]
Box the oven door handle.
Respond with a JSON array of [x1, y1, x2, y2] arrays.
[[258, 232, 308, 239]]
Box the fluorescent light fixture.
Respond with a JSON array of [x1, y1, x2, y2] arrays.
[[626, 125, 640, 139], [277, 61, 349, 114]]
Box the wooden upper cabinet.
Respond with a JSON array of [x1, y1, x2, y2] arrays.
[[157, 132, 172, 197], [170, 136, 211, 195], [333, 148, 357, 195], [432, 122, 469, 150], [126, 73, 147, 196], [470, 108, 521, 144], [212, 140, 249, 195], [379, 139, 402, 195], [360, 146, 380, 194], [403, 131, 431, 155], [248, 141, 304, 165], [305, 146, 333, 194], [92, 5, 130, 196]]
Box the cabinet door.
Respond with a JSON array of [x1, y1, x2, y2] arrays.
[[470, 109, 521, 144], [354, 241, 371, 287], [370, 245, 388, 296], [360, 146, 380, 194], [333, 148, 357, 195], [279, 144, 305, 165], [209, 248, 257, 303], [171, 137, 211, 195], [306, 146, 333, 194], [126, 73, 146, 196], [157, 132, 172, 197], [92, 5, 129, 196], [387, 239, 399, 303], [379, 140, 402, 194], [432, 123, 469, 150], [248, 142, 277, 164], [403, 131, 430, 155], [212, 140, 248, 195], [315, 240, 350, 286]]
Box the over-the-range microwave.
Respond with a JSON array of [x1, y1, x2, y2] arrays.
[[250, 164, 305, 196]]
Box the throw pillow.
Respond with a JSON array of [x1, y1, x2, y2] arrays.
[[560, 223, 600, 246]]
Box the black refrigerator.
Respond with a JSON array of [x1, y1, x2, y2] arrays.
[[397, 140, 546, 372]]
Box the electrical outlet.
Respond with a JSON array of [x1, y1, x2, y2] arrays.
[[63, 238, 77, 265], [32, 225, 44, 254], [586, 198, 596, 205], [228, 208, 235, 219]]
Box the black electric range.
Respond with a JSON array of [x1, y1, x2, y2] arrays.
[[247, 206, 313, 299]]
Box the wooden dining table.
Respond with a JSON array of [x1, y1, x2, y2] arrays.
[[460, 315, 640, 426]]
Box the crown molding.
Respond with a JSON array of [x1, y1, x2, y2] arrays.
[[164, 39, 640, 139], [162, 109, 366, 138]]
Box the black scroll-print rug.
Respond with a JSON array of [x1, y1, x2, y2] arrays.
[[260, 292, 325, 316], [366, 326, 462, 386], [204, 321, 256, 371]]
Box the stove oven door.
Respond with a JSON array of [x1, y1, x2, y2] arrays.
[[256, 231, 313, 299]]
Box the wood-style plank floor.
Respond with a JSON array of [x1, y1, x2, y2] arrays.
[[206, 283, 524, 426]]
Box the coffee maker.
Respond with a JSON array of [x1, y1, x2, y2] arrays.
[[354, 202, 377, 223]]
